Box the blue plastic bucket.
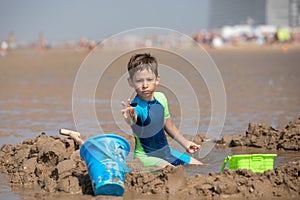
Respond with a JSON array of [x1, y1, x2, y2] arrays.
[[80, 134, 130, 196]]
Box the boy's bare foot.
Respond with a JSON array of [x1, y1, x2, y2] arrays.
[[190, 157, 203, 165]]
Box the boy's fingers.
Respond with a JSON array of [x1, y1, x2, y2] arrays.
[[121, 99, 136, 125], [191, 142, 200, 148], [187, 142, 201, 154], [193, 145, 200, 151], [121, 99, 132, 108], [121, 106, 129, 117], [129, 108, 136, 117], [121, 101, 126, 109], [127, 99, 131, 107]]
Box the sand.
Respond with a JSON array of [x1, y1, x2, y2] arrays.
[[192, 117, 300, 151], [0, 45, 299, 199], [0, 118, 299, 199]]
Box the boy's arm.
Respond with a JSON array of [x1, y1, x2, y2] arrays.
[[164, 117, 200, 154]]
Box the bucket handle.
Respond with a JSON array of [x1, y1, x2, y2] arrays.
[[221, 156, 229, 172], [88, 138, 131, 173]]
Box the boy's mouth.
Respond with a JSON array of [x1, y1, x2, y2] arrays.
[[142, 90, 150, 94]]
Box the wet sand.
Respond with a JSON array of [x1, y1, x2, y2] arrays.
[[0, 45, 299, 199], [0, 119, 299, 199]]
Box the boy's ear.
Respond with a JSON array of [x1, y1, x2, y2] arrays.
[[155, 75, 160, 85], [127, 77, 134, 87]]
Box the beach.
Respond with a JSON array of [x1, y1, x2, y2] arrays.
[[0, 45, 299, 199]]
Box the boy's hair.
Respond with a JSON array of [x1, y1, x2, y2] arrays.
[[127, 53, 158, 79]]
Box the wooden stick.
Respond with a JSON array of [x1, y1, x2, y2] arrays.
[[59, 128, 80, 136], [59, 128, 83, 145]]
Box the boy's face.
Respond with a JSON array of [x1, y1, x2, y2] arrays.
[[128, 69, 160, 101]]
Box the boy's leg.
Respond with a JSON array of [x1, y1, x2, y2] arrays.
[[135, 153, 173, 169]]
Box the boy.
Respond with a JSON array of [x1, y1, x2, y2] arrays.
[[121, 53, 202, 168]]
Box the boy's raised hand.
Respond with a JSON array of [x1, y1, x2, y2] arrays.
[[121, 99, 137, 125]]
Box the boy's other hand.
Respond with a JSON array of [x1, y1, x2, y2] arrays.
[[186, 141, 201, 154], [121, 99, 136, 125]]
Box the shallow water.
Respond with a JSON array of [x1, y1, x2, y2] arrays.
[[0, 49, 299, 145], [0, 48, 299, 199]]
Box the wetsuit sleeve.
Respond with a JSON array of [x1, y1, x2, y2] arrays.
[[154, 92, 170, 119], [134, 105, 148, 123]]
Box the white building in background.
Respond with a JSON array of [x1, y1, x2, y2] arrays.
[[207, 0, 300, 29], [266, 0, 289, 27], [266, 0, 300, 27], [289, 0, 300, 27], [208, 0, 266, 29]]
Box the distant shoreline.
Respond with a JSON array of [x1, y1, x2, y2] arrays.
[[3, 43, 300, 54]]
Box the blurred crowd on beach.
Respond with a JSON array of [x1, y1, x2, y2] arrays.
[[1, 25, 299, 56]]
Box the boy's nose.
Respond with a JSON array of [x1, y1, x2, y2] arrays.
[[142, 80, 148, 87]]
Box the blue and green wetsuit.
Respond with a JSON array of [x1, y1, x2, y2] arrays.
[[131, 92, 192, 167]]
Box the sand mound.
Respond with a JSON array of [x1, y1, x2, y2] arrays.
[[0, 133, 92, 194], [216, 117, 300, 151], [0, 119, 299, 198], [126, 160, 299, 199]]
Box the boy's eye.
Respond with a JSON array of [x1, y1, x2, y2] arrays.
[[133, 77, 156, 86]]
